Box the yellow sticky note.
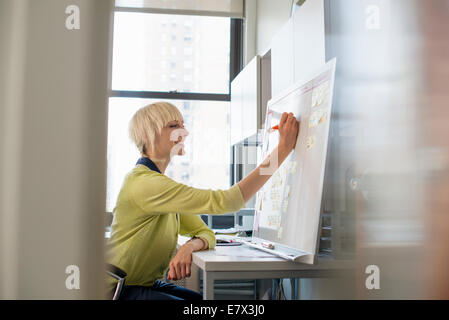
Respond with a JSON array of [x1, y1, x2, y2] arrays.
[[319, 112, 327, 124], [311, 81, 329, 108], [309, 109, 327, 128], [306, 136, 316, 149], [309, 114, 320, 128]]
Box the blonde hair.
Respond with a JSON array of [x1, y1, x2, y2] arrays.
[[129, 102, 183, 155]]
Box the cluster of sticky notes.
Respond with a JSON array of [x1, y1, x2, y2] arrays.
[[306, 136, 316, 149], [271, 170, 283, 187], [271, 201, 280, 211], [270, 188, 281, 201], [286, 160, 298, 174], [309, 109, 328, 128], [267, 214, 281, 227], [312, 81, 329, 108]]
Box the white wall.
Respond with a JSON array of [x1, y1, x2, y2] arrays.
[[248, 0, 355, 300], [243, 0, 258, 65], [0, 0, 113, 299], [256, 0, 293, 56]]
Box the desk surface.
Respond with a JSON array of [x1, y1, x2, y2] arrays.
[[193, 245, 354, 272], [178, 236, 354, 272], [178, 236, 354, 300]]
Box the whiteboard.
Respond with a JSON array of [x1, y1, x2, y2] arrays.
[[248, 59, 336, 264]]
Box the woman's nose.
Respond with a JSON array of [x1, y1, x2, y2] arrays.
[[172, 128, 188, 142], [178, 128, 189, 138]]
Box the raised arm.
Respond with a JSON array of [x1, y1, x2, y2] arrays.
[[131, 112, 298, 215], [237, 112, 299, 203], [131, 172, 245, 215]]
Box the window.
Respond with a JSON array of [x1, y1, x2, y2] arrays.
[[107, 9, 242, 212], [107, 98, 231, 211], [184, 74, 192, 83], [112, 12, 231, 93]]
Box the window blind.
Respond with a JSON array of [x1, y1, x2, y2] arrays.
[[115, 0, 244, 18]]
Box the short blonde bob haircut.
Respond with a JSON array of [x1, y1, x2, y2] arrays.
[[129, 102, 183, 155]]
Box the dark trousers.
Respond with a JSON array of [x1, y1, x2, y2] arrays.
[[118, 280, 203, 300]]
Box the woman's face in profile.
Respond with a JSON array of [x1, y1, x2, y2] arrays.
[[156, 119, 189, 157]]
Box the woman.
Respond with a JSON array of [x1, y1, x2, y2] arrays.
[[107, 102, 299, 300]]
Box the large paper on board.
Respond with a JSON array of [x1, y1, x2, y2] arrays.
[[251, 59, 336, 264]]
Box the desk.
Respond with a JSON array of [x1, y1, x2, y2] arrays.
[[190, 242, 354, 300]]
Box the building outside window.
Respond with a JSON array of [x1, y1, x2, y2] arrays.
[[107, 9, 241, 212]]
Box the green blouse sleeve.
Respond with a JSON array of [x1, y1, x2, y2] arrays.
[[130, 170, 245, 216], [179, 214, 216, 250]]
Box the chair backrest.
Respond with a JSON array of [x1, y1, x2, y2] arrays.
[[106, 263, 127, 300]]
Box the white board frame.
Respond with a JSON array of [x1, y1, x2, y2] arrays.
[[246, 58, 337, 264]]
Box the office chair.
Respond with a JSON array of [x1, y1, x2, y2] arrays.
[[106, 263, 127, 300]]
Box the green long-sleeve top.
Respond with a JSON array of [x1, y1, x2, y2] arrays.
[[106, 163, 245, 288]]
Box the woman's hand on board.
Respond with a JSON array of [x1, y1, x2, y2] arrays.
[[236, 112, 300, 203], [278, 112, 300, 153]]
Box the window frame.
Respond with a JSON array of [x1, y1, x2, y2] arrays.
[[110, 7, 244, 101], [106, 8, 244, 215]]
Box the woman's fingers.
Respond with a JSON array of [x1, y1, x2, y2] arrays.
[[180, 264, 186, 279], [169, 261, 192, 280], [167, 268, 174, 280], [280, 112, 288, 126], [168, 245, 195, 280], [185, 263, 191, 278], [176, 262, 183, 280], [287, 113, 296, 126], [170, 261, 180, 280], [278, 112, 299, 151], [279, 112, 294, 130]]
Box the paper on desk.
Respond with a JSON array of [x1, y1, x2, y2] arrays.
[[213, 227, 239, 234], [216, 234, 239, 242], [213, 227, 251, 235], [214, 244, 277, 258]]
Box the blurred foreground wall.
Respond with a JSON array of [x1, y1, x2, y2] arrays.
[[349, 0, 449, 299], [255, 0, 449, 299], [0, 0, 113, 299], [419, 0, 449, 299]]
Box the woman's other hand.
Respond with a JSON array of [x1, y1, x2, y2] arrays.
[[278, 112, 300, 152], [167, 237, 207, 280], [167, 243, 193, 280]]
